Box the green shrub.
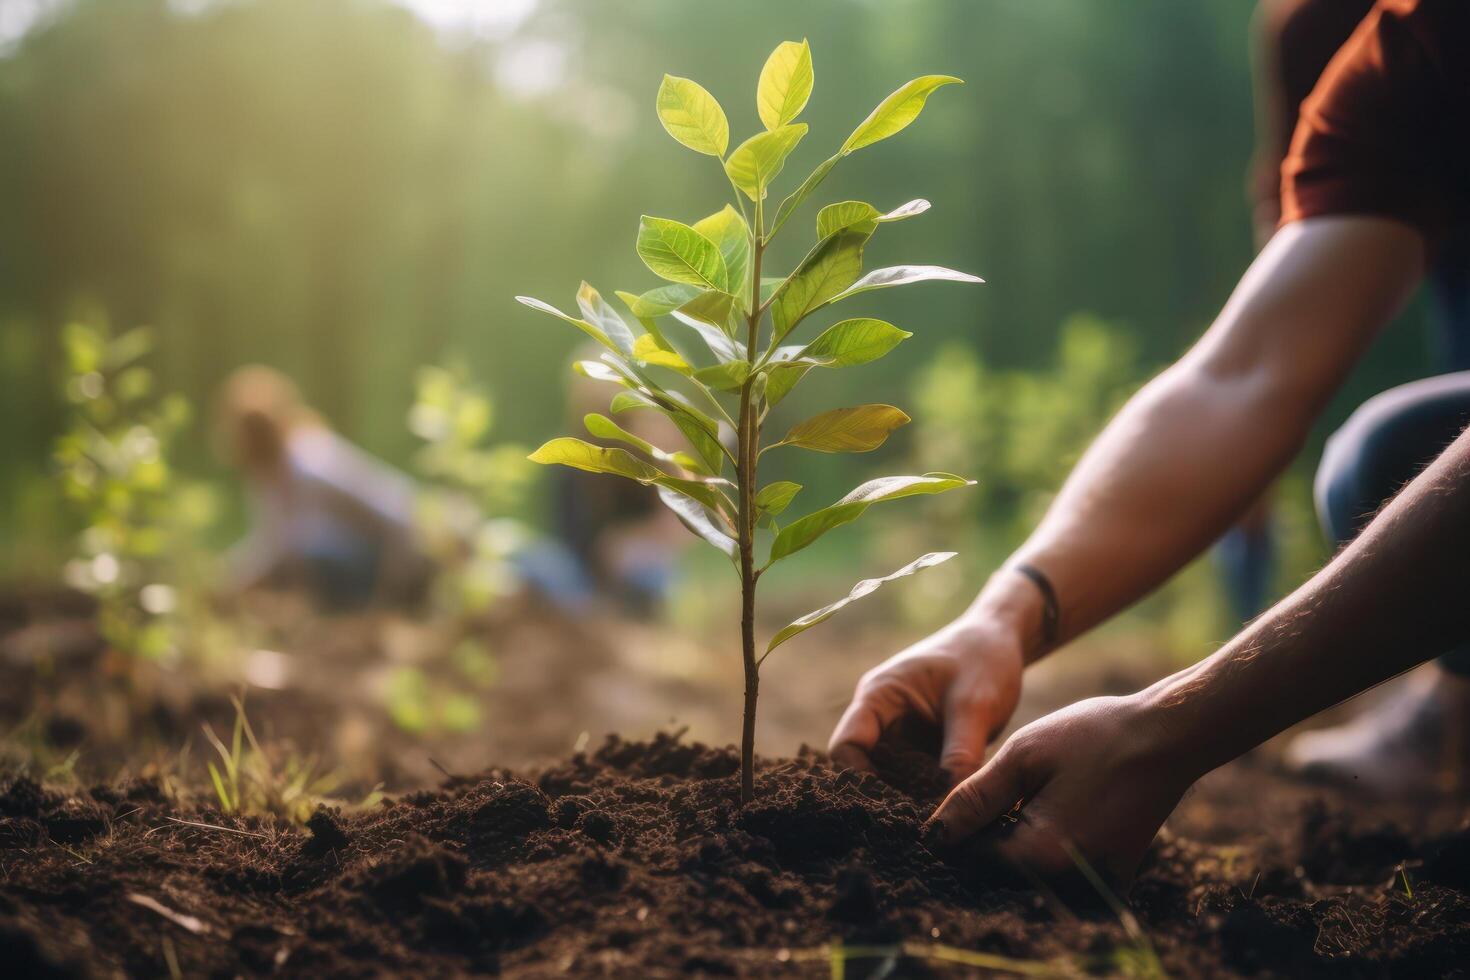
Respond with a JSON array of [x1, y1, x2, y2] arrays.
[[53, 321, 217, 661]]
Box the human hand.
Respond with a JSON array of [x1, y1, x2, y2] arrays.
[[828, 614, 1026, 786], [928, 693, 1197, 885]]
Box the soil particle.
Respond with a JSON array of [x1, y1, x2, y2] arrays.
[[305, 804, 352, 855], [2, 735, 1469, 977]]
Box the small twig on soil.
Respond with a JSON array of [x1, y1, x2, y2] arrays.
[[428, 757, 456, 781], [150, 816, 269, 840], [127, 893, 212, 935]]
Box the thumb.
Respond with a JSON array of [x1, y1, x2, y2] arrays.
[[928, 745, 1026, 846], [938, 694, 994, 786]]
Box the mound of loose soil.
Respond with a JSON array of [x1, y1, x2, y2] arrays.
[[2, 733, 1469, 978]]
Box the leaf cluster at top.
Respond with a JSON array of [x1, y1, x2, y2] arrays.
[[518, 40, 982, 656]]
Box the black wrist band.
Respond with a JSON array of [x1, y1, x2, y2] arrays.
[[1012, 562, 1060, 647]]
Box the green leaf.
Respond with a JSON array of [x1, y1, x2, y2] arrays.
[[724, 124, 807, 202], [576, 282, 637, 355], [755, 481, 801, 516], [528, 437, 729, 514], [768, 473, 973, 564], [798, 318, 911, 367], [764, 362, 811, 406], [770, 229, 869, 343], [656, 487, 737, 559], [632, 333, 691, 373], [827, 264, 984, 304], [620, 284, 701, 319], [675, 289, 739, 332], [637, 216, 729, 291], [515, 295, 628, 355], [593, 399, 714, 476], [693, 360, 750, 391], [656, 74, 729, 156], [816, 198, 930, 239], [816, 201, 880, 240], [842, 75, 962, 154], [757, 39, 814, 130], [671, 413, 726, 475], [769, 153, 840, 239], [764, 552, 957, 655], [609, 390, 656, 414], [776, 404, 910, 454], [572, 356, 725, 471], [584, 413, 681, 465], [692, 205, 751, 296]]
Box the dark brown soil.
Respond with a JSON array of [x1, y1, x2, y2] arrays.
[[2, 733, 1469, 978]]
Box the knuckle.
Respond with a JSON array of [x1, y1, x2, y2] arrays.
[[946, 777, 994, 825]]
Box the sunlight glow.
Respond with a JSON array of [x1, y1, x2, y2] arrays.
[[394, 0, 538, 40]]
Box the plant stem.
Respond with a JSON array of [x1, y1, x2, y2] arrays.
[[735, 203, 765, 804]]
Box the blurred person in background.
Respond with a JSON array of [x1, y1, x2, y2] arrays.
[[833, 0, 1470, 880], [516, 348, 690, 617], [217, 366, 433, 611]]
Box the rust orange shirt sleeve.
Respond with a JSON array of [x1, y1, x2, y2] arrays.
[[1280, 0, 1470, 244]]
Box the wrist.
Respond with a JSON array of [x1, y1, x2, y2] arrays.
[[1131, 666, 1236, 781], [961, 568, 1049, 664]]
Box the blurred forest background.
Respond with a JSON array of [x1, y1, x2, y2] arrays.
[[0, 0, 1440, 646]]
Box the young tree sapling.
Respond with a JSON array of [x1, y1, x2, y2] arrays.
[[519, 41, 981, 801]]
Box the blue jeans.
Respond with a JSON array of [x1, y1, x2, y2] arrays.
[[1314, 371, 1470, 675]]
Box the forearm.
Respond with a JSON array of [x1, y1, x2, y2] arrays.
[[958, 362, 1305, 659], [1147, 424, 1470, 775], [1000, 356, 1308, 653], [963, 218, 1423, 661]]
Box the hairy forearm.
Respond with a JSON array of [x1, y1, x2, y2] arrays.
[[1148, 424, 1470, 775]]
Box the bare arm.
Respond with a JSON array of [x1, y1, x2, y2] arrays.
[[932, 420, 1470, 880], [985, 215, 1424, 657], [831, 215, 1424, 782]]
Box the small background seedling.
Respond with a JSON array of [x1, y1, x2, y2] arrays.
[[519, 41, 981, 801]]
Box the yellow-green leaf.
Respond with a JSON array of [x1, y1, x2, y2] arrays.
[[757, 39, 814, 131], [693, 360, 750, 391], [777, 404, 910, 454], [529, 437, 729, 514], [620, 284, 701, 319], [632, 333, 691, 373], [755, 481, 801, 517], [765, 552, 957, 654], [724, 124, 807, 202], [770, 229, 869, 342], [768, 474, 973, 563], [842, 75, 962, 154], [692, 205, 752, 297], [636, 216, 729, 291], [656, 74, 729, 156], [816, 198, 930, 239], [798, 318, 911, 367]]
